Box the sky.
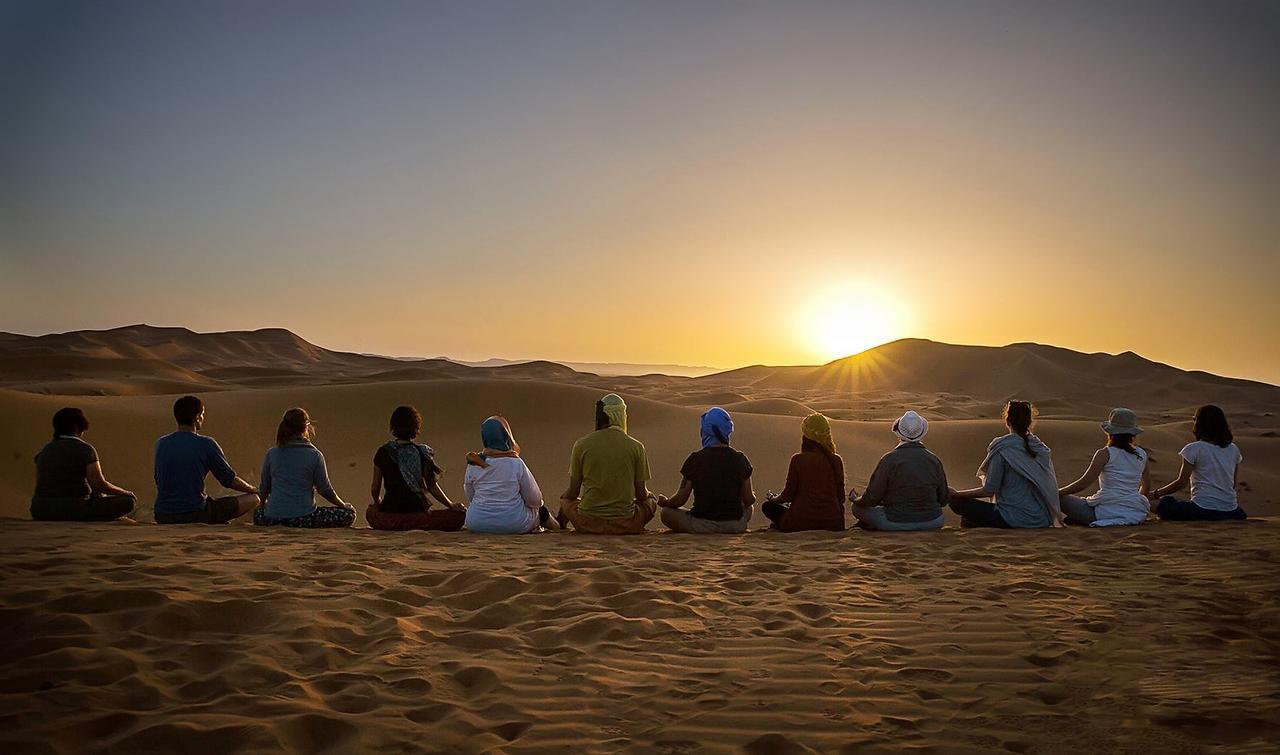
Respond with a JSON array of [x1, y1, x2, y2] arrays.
[[2, 0, 1278, 382]]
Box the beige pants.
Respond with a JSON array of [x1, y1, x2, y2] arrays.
[[560, 496, 657, 535], [660, 504, 753, 534]]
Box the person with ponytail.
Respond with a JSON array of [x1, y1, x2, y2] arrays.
[[762, 413, 846, 532], [254, 408, 356, 529], [950, 401, 1062, 528], [848, 410, 947, 531], [30, 407, 136, 522], [1055, 408, 1151, 526], [1150, 405, 1246, 521]]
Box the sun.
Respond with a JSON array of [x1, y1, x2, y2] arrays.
[[801, 285, 906, 362]]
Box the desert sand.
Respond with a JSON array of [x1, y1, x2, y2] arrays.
[[1, 326, 1278, 752]]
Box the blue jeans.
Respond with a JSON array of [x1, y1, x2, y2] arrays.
[[851, 504, 944, 531]]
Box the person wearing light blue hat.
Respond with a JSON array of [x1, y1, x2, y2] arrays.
[[657, 407, 756, 534]]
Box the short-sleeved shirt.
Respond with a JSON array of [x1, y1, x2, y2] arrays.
[[154, 431, 238, 516], [1180, 441, 1242, 511], [569, 428, 650, 519], [374, 441, 441, 513], [34, 436, 98, 499], [681, 446, 753, 521]]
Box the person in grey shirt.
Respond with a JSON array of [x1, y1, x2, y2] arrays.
[[849, 411, 947, 531]]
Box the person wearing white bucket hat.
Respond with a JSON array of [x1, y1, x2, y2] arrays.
[[1057, 408, 1152, 527], [848, 411, 948, 531]]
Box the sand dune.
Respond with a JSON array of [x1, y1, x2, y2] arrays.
[[3, 326, 1280, 752], [1, 521, 1277, 753]]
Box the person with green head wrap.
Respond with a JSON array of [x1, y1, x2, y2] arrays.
[[556, 393, 656, 534], [762, 412, 847, 532]]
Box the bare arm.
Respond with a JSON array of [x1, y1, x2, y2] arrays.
[[228, 476, 259, 495], [1058, 449, 1108, 497], [370, 467, 383, 505], [634, 479, 652, 503], [86, 462, 132, 497], [560, 476, 582, 502], [1139, 458, 1152, 498], [427, 480, 458, 510], [741, 476, 756, 507], [1152, 460, 1194, 499], [659, 479, 693, 508]]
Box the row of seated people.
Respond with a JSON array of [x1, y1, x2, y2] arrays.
[[28, 394, 1247, 532]]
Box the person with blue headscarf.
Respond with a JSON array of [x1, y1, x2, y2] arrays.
[[463, 416, 550, 534], [657, 407, 756, 534]]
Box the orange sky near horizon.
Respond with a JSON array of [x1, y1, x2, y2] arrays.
[[2, 2, 1278, 383]]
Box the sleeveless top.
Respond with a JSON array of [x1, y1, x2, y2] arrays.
[[1087, 446, 1149, 523]]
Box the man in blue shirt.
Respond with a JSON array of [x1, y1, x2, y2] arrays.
[[154, 395, 260, 524]]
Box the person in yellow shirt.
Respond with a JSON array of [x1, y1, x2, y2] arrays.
[[557, 394, 655, 534]]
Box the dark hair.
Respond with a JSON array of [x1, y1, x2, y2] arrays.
[[1107, 433, 1141, 456], [1003, 400, 1037, 458], [595, 400, 610, 431], [277, 408, 311, 447], [173, 395, 204, 426], [801, 437, 846, 502], [390, 405, 422, 440], [1192, 404, 1233, 447], [51, 407, 89, 439]]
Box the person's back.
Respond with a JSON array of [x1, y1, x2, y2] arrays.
[[684, 445, 752, 521], [154, 430, 235, 516], [465, 456, 541, 533], [261, 440, 330, 519], [574, 428, 647, 518], [777, 449, 845, 531], [988, 453, 1051, 528], [864, 443, 946, 523], [1183, 440, 1242, 511], [34, 436, 95, 500]]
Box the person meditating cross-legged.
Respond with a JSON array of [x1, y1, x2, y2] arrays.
[[367, 405, 466, 531], [657, 407, 755, 534], [557, 393, 656, 535], [30, 407, 136, 522], [254, 408, 356, 528], [949, 401, 1062, 529], [463, 416, 554, 534], [153, 395, 260, 525], [1151, 405, 1247, 522], [762, 413, 846, 532], [1056, 408, 1152, 527], [848, 410, 947, 531]]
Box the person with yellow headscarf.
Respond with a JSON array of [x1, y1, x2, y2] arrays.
[[556, 394, 656, 534], [761, 413, 846, 532]]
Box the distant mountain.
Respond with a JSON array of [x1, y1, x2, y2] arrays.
[[1, 327, 1275, 417], [697, 339, 1279, 414]]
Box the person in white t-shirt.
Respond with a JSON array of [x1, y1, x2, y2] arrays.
[[1151, 405, 1246, 521]]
